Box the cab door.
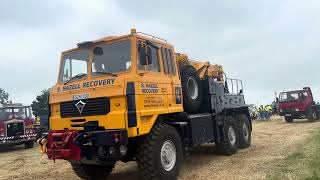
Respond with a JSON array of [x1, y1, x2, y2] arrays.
[[137, 40, 170, 117]]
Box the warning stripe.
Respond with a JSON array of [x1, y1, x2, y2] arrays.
[[0, 134, 37, 141]]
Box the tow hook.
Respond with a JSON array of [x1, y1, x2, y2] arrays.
[[38, 135, 48, 153]]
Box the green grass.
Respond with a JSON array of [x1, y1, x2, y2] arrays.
[[268, 129, 320, 180]]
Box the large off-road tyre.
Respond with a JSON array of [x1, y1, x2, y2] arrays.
[[136, 124, 183, 180], [215, 116, 239, 155], [307, 108, 317, 122], [284, 116, 293, 123], [237, 114, 251, 148], [70, 162, 115, 180], [24, 141, 34, 149], [179, 65, 202, 113]]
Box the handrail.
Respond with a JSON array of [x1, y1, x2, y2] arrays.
[[226, 78, 243, 95], [137, 32, 168, 43]]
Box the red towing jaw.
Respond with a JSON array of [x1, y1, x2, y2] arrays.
[[46, 130, 81, 161]]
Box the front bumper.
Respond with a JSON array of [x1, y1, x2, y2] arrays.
[[0, 134, 37, 145], [46, 129, 128, 162], [279, 111, 305, 118]]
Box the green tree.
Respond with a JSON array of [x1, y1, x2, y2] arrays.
[[31, 89, 50, 116], [0, 88, 9, 104]]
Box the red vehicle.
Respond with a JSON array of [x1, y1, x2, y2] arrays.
[[0, 103, 37, 148], [278, 87, 320, 123]]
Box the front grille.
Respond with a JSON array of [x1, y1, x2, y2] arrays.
[[283, 107, 294, 112], [7, 122, 24, 137], [60, 97, 110, 118]]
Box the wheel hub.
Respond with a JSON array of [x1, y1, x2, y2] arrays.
[[228, 126, 236, 146], [160, 140, 176, 171], [313, 112, 317, 119], [242, 123, 249, 141], [187, 77, 198, 100]]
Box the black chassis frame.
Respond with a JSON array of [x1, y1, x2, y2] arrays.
[[168, 77, 251, 154]]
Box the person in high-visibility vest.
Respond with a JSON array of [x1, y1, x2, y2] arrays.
[[258, 105, 265, 119]]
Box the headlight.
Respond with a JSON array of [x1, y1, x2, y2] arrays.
[[26, 129, 33, 134], [280, 109, 283, 112], [295, 108, 299, 111]]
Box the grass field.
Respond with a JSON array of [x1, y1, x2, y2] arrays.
[[1, 118, 320, 179], [268, 128, 320, 180]]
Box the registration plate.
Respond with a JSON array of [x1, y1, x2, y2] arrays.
[[285, 114, 291, 117], [73, 93, 90, 100]]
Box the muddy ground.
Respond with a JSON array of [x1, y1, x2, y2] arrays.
[[1, 117, 319, 180]]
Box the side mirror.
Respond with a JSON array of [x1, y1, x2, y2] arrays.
[[147, 46, 153, 65], [139, 44, 153, 66], [139, 44, 147, 65]]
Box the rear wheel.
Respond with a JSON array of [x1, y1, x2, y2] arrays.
[[237, 114, 251, 148], [136, 124, 183, 180], [307, 108, 317, 122], [24, 141, 34, 149], [180, 65, 202, 113], [71, 162, 114, 180], [215, 116, 239, 155], [284, 116, 293, 123]]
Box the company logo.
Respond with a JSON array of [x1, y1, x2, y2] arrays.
[[75, 100, 86, 114]]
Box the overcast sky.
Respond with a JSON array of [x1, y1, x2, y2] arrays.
[[0, 0, 319, 105]]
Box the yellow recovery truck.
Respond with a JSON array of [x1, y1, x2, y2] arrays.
[[39, 29, 251, 180]]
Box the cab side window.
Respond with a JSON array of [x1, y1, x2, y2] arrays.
[[161, 47, 176, 75], [147, 46, 160, 72], [138, 42, 160, 72]]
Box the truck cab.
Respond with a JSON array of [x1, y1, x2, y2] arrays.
[[278, 87, 319, 122], [49, 29, 182, 136], [0, 103, 36, 148]]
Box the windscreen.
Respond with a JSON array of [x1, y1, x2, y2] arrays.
[[279, 91, 308, 102], [60, 49, 90, 82], [0, 107, 32, 121], [92, 40, 131, 75]]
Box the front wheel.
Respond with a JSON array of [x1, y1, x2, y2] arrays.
[[215, 116, 239, 155], [71, 162, 114, 180], [307, 108, 317, 122], [284, 116, 293, 123], [136, 124, 183, 180]]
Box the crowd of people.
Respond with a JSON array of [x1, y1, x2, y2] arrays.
[[249, 104, 278, 120]]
